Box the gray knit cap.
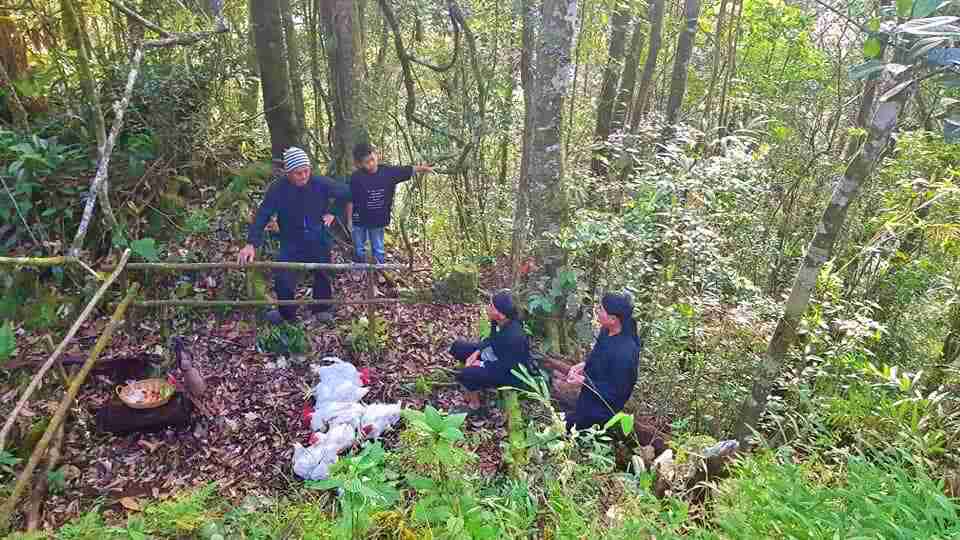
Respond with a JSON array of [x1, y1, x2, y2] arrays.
[[283, 147, 310, 173]]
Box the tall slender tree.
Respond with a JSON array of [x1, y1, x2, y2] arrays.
[[660, 0, 701, 143], [251, 0, 301, 161], [321, 0, 367, 176], [520, 0, 580, 352], [280, 0, 307, 153], [631, 0, 664, 124], [590, 0, 631, 177], [735, 74, 917, 444]]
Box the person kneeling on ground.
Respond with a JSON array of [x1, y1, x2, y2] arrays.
[[449, 290, 531, 417], [565, 292, 641, 432], [237, 147, 351, 324]]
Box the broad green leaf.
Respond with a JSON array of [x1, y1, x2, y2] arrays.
[[864, 37, 882, 59], [897, 0, 913, 17], [424, 405, 445, 431], [912, 38, 950, 61], [0, 321, 15, 362], [406, 474, 437, 491], [912, 0, 946, 18], [305, 478, 342, 490], [446, 411, 467, 429], [130, 238, 159, 261], [440, 427, 464, 442], [848, 60, 885, 80]]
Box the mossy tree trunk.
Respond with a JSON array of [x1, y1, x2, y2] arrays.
[[520, 0, 579, 354], [735, 74, 916, 444]]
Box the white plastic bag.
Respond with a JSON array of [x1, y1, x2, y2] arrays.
[[311, 401, 366, 431], [310, 358, 362, 387], [292, 443, 336, 481], [313, 379, 368, 404], [359, 402, 402, 440], [320, 423, 357, 454]]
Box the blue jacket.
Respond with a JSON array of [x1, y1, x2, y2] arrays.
[[247, 175, 351, 252], [575, 329, 640, 426]]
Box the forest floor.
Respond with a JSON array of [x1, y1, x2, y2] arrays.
[[2, 232, 550, 529]]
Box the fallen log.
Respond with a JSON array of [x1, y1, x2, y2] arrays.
[[0, 283, 139, 533], [96, 393, 194, 434]]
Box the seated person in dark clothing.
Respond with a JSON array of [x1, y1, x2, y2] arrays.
[[449, 290, 531, 416], [565, 292, 641, 432]]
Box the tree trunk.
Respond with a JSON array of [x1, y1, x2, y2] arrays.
[[280, 0, 307, 153], [244, 0, 261, 114], [630, 0, 664, 125], [510, 0, 536, 288], [734, 75, 915, 445], [660, 0, 701, 143], [251, 0, 301, 160], [520, 0, 579, 353], [614, 16, 644, 133], [0, 55, 28, 131], [701, 0, 729, 135], [716, 0, 744, 137], [590, 0, 631, 177], [63, 0, 106, 152], [63, 0, 119, 235], [320, 0, 367, 176]]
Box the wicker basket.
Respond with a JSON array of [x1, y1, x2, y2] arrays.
[[116, 378, 175, 409]]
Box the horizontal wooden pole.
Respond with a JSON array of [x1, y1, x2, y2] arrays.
[[121, 262, 408, 272], [133, 298, 402, 308], [0, 256, 70, 267]]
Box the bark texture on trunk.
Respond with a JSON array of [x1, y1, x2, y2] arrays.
[[321, 0, 367, 175], [660, 0, 701, 142], [735, 76, 915, 444], [631, 0, 664, 125], [520, 0, 579, 352], [252, 0, 301, 159], [590, 1, 630, 177]]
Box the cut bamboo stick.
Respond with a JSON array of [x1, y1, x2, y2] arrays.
[[120, 261, 407, 271], [0, 249, 131, 452], [133, 298, 402, 308], [0, 283, 139, 533]]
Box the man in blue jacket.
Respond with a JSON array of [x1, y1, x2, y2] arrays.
[[565, 293, 641, 431], [237, 147, 351, 324]]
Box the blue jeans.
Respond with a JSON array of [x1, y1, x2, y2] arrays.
[[352, 225, 385, 264]]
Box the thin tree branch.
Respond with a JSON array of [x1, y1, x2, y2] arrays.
[[0, 282, 139, 534], [143, 27, 229, 48], [0, 175, 42, 248], [0, 249, 131, 453], [104, 0, 172, 37], [69, 49, 143, 257]]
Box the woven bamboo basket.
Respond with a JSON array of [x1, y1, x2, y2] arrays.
[[116, 378, 175, 409]]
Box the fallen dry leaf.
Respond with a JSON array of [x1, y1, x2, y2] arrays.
[[119, 496, 142, 512]]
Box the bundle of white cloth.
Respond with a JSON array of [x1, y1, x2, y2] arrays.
[[292, 358, 402, 481]]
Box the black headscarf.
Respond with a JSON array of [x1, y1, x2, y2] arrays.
[[492, 290, 518, 320], [601, 292, 640, 346]]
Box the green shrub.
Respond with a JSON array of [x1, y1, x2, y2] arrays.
[[711, 452, 960, 539]]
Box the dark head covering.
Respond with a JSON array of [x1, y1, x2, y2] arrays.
[[601, 292, 640, 346], [492, 290, 518, 320]]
